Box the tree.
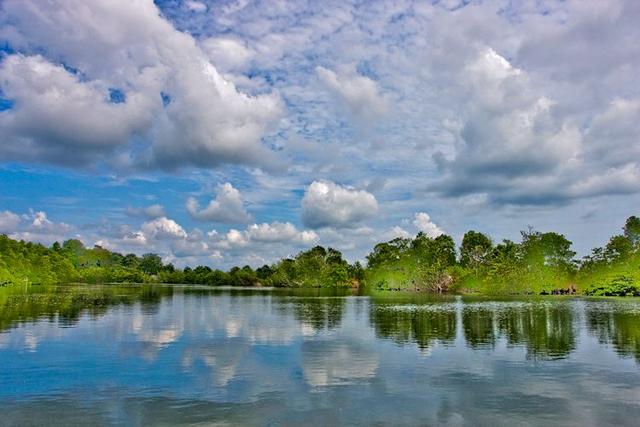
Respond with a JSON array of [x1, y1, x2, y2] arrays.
[[349, 261, 365, 282], [62, 239, 85, 254], [256, 264, 273, 280], [623, 216, 640, 248], [604, 235, 633, 262], [122, 253, 140, 268], [366, 238, 410, 268], [520, 230, 576, 272], [139, 253, 162, 275], [485, 239, 521, 285], [460, 231, 493, 269], [433, 234, 457, 267]]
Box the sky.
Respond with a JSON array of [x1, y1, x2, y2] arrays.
[[0, 0, 638, 268]]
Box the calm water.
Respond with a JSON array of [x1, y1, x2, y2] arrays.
[[1, 284, 640, 426]]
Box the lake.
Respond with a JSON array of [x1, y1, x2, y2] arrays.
[[1, 284, 640, 426]]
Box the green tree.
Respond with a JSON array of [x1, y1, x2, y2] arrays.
[[623, 215, 640, 248], [604, 235, 633, 262], [460, 231, 493, 270], [139, 253, 162, 275], [122, 253, 140, 268]]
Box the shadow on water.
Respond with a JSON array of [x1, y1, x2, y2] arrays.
[[495, 301, 576, 360], [2, 286, 640, 425], [586, 300, 640, 362], [368, 293, 457, 351], [2, 285, 640, 364], [0, 284, 173, 332], [368, 294, 579, 359]]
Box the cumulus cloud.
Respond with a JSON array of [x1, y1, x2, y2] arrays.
[[0, 0, 283, 171], [302, 181, 378, 229], [0, 54, 154, 166], [2, 0, 640, 264], [380, 226, 411, 242], [0, 210, 21, 233], [125, 204, 166, 219], [200, 37, 254, 72], [215, 221, 318, 249], [6, 210, 73, 245], [121, 231, 148, 246], [140, 217, 187, 240], [85, 215, 319, 268], [247, 221, 318, 244], [96, 218, 221, 264], [186, 183, 251, 223], [412, 212, 444, 238], [316, 66, 389, 122], [431, 48, 587, 204]]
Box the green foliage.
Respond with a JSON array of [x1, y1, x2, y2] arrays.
[[1, 214, 640, 295], [362, 217, 634, 295], [365, 232, 458, 291], [460, 231, 493, 269], [624, 216, 640, 248], [266, 246, 356, 288], [0, 235, 77, 285], [577, 216, 640, 296], [585, 275, 638, 297], [140, 253, 163, 275]]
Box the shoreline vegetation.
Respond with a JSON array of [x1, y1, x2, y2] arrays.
[[1, 216, 639, 297]]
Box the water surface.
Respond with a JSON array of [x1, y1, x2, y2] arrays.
[[1, 284, 639, 426]]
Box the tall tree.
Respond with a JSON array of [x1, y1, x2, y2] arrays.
[[623, 216, 640, 247], [139, 253, 163, 275], [460, 231, 493, 269]]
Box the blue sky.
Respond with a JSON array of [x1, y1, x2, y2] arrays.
[[0, 0, 638, 268]]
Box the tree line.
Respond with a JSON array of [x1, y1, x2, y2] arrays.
[[1, 215, 639, 295]]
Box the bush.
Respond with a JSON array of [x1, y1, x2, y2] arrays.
[[585, 275, 638, 297]]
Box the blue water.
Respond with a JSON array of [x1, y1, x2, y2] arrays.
[[1, 285, 639, 426]]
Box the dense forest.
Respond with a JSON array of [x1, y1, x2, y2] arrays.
[[1, 215, 639, 296]]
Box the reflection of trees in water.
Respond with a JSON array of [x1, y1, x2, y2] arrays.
[[371, 301, 577, 358], [463, 307, 496, 349], [369, 305, 456, 350], [291, 298, 346, 331], [586, 306, 640, 362], [496, 303, 576, 360], [0, 284, 173, 331]]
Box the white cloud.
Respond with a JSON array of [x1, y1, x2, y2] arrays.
[[316, 66, 389, 122], [302, 180, 378, 229], [247, 221, 318, 244], [0, 54, 153, 166], [186, 183, 251, 223], [0, 0, 283, 170], [223, 229, 249, 248], [433, 48, 584, 202], [214, 221, 318, 250], [121, 231, 148, 246], [8, 210, 73, 245], [200, 37, 254, 72], [141, 217, 187, 240], [412, 212, 444, 238], [2, 0, 640, 264], [381, 226, 411, 241], [0, 210, 21, 233]]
